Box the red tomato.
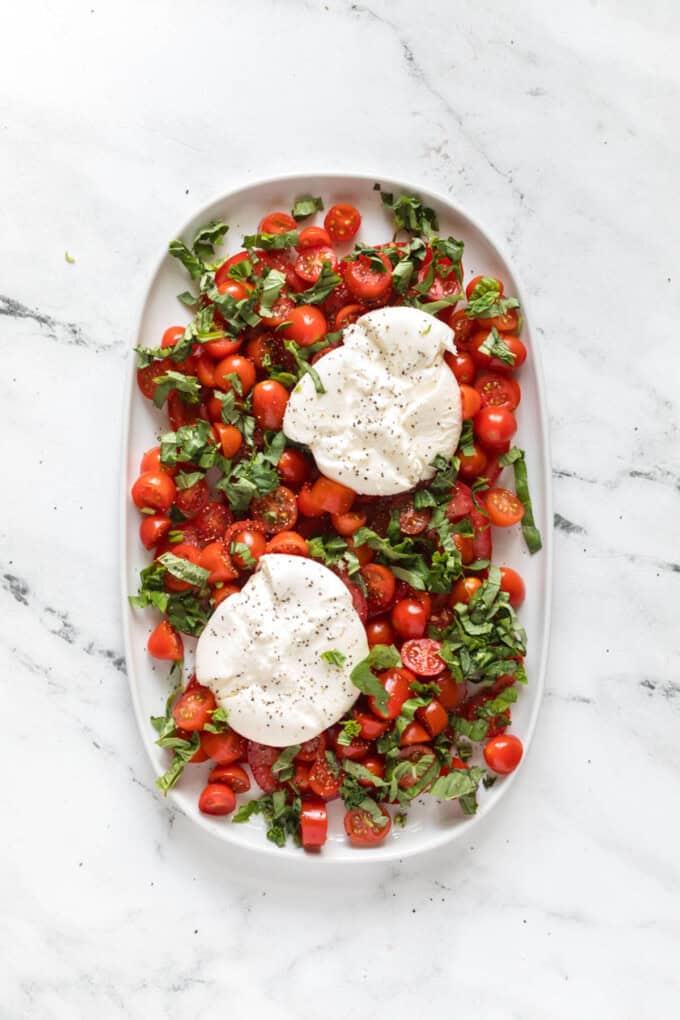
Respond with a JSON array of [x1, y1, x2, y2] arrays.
[[247, 741, 281, 793], [446, 480, 474, 522], [174, 478, 210, 519], [252, 379, 289, 430], [310, 476, 355, 514], [474, 407, 517, 448], [485, 488, 524, 527], [172, 685, 216, 730], [466, 275, 504, 300], [400, 721, 431, 746], [298, 225, 332, 248], [491, 335, 527, 373], [353, 711, 389, 741], [458, 442, 488, 482], [459, 384, 482, 420], [198, 783, 236, 816], [213, 354, 256, 395], [214, 276, 251, 301], [437, 673, 464, 711], [475, 372, 521, 411], [346, 534, 374, 567], [260, 295, 296, 329], [161, 325, 185, 348], [471, 506, 492, 560], [196, 355, 216, 388], [308, 755, 342, 800], [369, 667, 414, 720], [344, 804, 391, 846], [147, 620, 183, 661], [131, 471, 176, 513], [293, 762, 312, 792], [360, 563, 396, 616], [399, 503, 431, 535], [161, 542, 202, 593], [357, 756, 386, 788], [416, 699, 449, 737], [230, 527, 267, 568], [214, 255, 248, 291], [391, 598, 428, 640], [251, 486, 298, 534], [365, 617, 394, 648], [450, 576, 482, 605], [266, 530, 309, 556], [211, 583, 240, 607], [345, 252, 392, 301], [400, 638, 446, 677], [212, 423, 243, 459], [333, 732, 370, 761], [445, 350, 475, 384], [300, 799, 328, 850], [484, 733, 523, 774], [195, 501, 233, 543], [297, 483, 325, 518], [294, 245, 339, 284], [397, 744, 435, 786], [140, 447, 176, 477], [204, 333, 243, 361], [201, 729, 246, 764], [139, 514, 171, 550], [479, 308, 520, 333], [209, 763, 250, 792], [335, 303, 364, 330], [417, 258, 461, 304], [338, 574, 368, 623], [199, 541, 238, 584], [169, 395, 204, 435], [448, 309, 477, 351], [296, 734, 328, 762], [281, 305, 327, 347], [137, 358, 171, 400], [453, 532, 474, 565], [324, 203, 361, 242], [278, 448, 311, 487], [331, 510, 367, 536], [216, 250, 249, 279], [499, 566, 526, 608], [259, 211, 297, 235]]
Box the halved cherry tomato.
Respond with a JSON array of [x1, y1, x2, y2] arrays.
[[483, 733, 523, 774], [345, 252, 392, 301], [213, 354, 256, 395], [210, 423, 242, 459], [474, 406, 517, 448], [293, 762, 312, 792], [416, 699, 449, 737], [399, 721, 431, 746], [196, 355, 216, 387], [400, 638, 446, 677], [201, 729, 246, 764], [324, 203, 361, 242], [478, 308, 520, 333], [357, 756, 386, 788], [229, 526, 267, 568], [278, 448, 312, 487], [499, 566, 526, 608], [391, 598, 428, 639], [335, 303, 364, 330], [365, 617, 394, 648], [445, 350, 475, 384], [251, 486, 298, 534], [140, 446, 177, 477], [346, 534, 374, 567], [397, 744, 436, 787], [216, 251, 250, 284], [446, 480, 474, 522], [300, 800, 328, 850], [139, 514, 171, 550], [172, 685, 216, 730], [168, 393, 206, 432], [163, 542, 204, 593], [281, 305, 327, 346], [198, 783, 236, 816], [294, 245, 339, 283], [453, 532, 474, 565], [490, 335, 527, 373], [174, 478, 210, 519], [211, 583, 240, 607], [459, 384, 482, 420], [296, 734, 328, 762], [297, 484, 325, 518], [131, 471, 176, 513], [369, 667, 414, 720], [308, 755, 342, 800], [252, 379, 289, 430], [471, 505, 492, 560], [458, 442, 488, 482], [260, 295, 295, 329], [331, 510, 367, 536], [259, 211, 297, 235], [161, 325, 185, 348], [199, 541, 239, 584], [137, 358, 171, 400], [344, 804, 391, 846], [450, 576, 482, 605], [266, 530, 309, 556], [353, 711, 389, 741], [208, 763, 250, 792], [485, 488, 524, 527], [466, 275, 504, 301], [195, 501, 233, 543], [475, 372, 521, 410], [436, 672, 464, 711], [147, 620, 183, 661], [448, 309, 477, 351], [360, 563, 396, 616], [399, 503, 431, 535], [247, 741, 281, 793], [416, 258, 461, 304], [310, 476, 355, 514], [298, 225, 332, 249]]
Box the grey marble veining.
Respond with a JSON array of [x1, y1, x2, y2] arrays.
[[1, 0, 679, 1016]]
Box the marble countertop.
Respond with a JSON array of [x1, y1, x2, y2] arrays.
[[2, 0, 679, 1016]]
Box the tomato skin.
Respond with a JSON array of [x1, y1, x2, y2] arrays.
[[492, 336, 527, 373], [251, 486, 298, 534], [344, 804, 391, 847], [209, 423, 241, 459], [252, 379, 289, 430], [369, 667, 415, 720], [297, 484, 325, 518], [294, 245, 339, 283], [400, 720, 431, 746], [479, 307, 520, 333], [161, 542, 202, 591], [401, 638, 446, 677], [399, 503, 431, 535], [147, 620, 183, 661], [139, 514, 171, 550], [365, 617, 394, 648], [230, 527, 267, 568], [300, 800, 328, 850], [436, 672, 464, 711], [474, 406, 517, 448], [259, 211, 297, 234], [161, 325, 185, 348], [137, 357, 171, 400], [458, 442, 488, 481], [131, 471, 176, 513], [459, 384, 482, 420], [195, 501, 233, 543], [204, 332, 243, 361], [324, 203, 361, 242], [201, 729, 247, 764], [360, 563, 396, 617], [281, 305, 327, 347], [196, 355, 216, 387], [448, 309, 477, 351], [353, 711, 389, 740], [293, 762, 312, 792], [308, 755, 342, 800], [475, 371, 521, 411], [453, 532, 474, 565], [445, 350, 475, 384], [447, 480, 474, 522], [335, 303, 364, 330], [499, 566, 526, 608], [260, 295, 296, 329], [310, 476, 355, 515], [416, 699, 449, 737], [247, 742, 281, 793], [331, 510, 367, 536], [199, 541, 239, 584], [332, 731, 370, 761], [345, 252, 392, 301], [296, 733, 328, 762], [346, 535, 374, 567], [266, 530, 309, 556], [214, 255, 250, 291], [173, 685, 216, 730], [391, 598, 428, 640], [213, 354, 256, 395], [471, 505, 493, 560], [450, 576, 482, 606], [357, 756, 386, 788], [174, 478, 210, 519], [466, 275, 504, 300], [278, 448, 311, 487], [298, 225, 332, 249], [140, 446, 177, 477], [211, 583, 240, 607], [484, 733, 523, 774], [198, 783, 236, 816], [208, 763, 250, 792], [485, 488, 525, 527]]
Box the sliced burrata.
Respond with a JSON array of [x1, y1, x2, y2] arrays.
[[283, 306, 462, 496], [195, 554, 368, 746]]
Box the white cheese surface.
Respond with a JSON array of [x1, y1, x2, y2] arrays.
[[195, 554, 368, 746], [283, 306, 462, 496]]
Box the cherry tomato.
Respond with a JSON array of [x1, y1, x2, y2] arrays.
[[174, 478, 210, 519], [194, 355, 214, 388], [278, 448, 311, 487], [208, 763, 250, 792], [131, 471, 176, 513], [251, 486, 298, 534], [399, 720, 431, 746], [369, 667, 414, 720], [324, 203, 361, 243], [214, 255, 249, 291], [391, 598, 428, 639], [445, 350, 475, 384], [230, 527, 267, 568], [485, 488, 524, 527], [308, 755, 342, 800], [204, 332, 243, 361], [344, 804, 391, 846], [416, 699, 449, 737], [161, 325, 185, 348], [460, 384, 482, 420], [453, 532, 474, 564], [365, 617, 394, 648], [211, 583, 240, 607], [213, 354, 256, 395], [201, 729, 246, 764], [160, 541, 202, 593], [450, 576, 482, 606], [266, 530, 309, 556], [333, 731, 370, 761], [169, 396, 204, 437], [474, 407, 517, 448], [297, 484, 325, 518], [147, 620, 183, 661], [357, 756, 386, 788], [499, 566, 526, 608], [199, 541, 238, 584], [466, 275, 504, 301], [247, 741, 281, 793], [417, 258, 461, 304], [436, 672, 464, 710], [458, 443, 488, 482], [448, 309, 477, 351], [296, 734, 328, 762], [293, 762, 312, 792], [360, 563, 396, 616], [353, 711, 389, 741], [214, 276, 252, 301], [298, 225, 332, 248], [216, 250, 249, 280], [345, 252, 392, 301], [137, 358, 171, 400], [397, 744, 435, 786], [491, 335, 527, 373], [172, 684, 216, 730], [483, 733, 523, 774], [399, 503, 431, 535], [471, 505, 492, 560], [335, 303, 364, 330], [300, 799, 328, 850], [139, 514, 171, 550], [346, 534, 374, 567], [212, 423, 243, 459], [310, 476, 355, 514], [281, 305, 327, 347], [294, 245, 339, 284], [140, 447, 176, 477], [252, 379, 289, 430], [260, 295, 296, 329], [330, 510, 367, 536], [446, 480, 474, 522], [195, 501, 233, 543], [259, 211, 297, 235], [475, 372, 521, 411], [400, 638, 446, 677], [198, 783, 236, 816], [338, 575, 368, 623], [479, 308, 520, 333]]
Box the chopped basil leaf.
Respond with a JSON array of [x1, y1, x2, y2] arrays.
[[284, 340, 326, 395], [350, 644, 401, 713], [429, 765, 486, 801], [151, 370, 201, 409], [202, 707, 230, 734], [291, 195, 324, 220], [168, 239, 204, 280], [342, 759, 387, 787], [321, 649, 347, 667], [258, 269, 287, 318], [272, 744, 301, 781], [293, 262, 342, 305], [175, 470, 205, 490], [155, 733, 200, 794], [477, 326, 516, 367], [192, 220, 229, 260], [243, 230, 299, 250], [177, 290, 197, 307], [498, 447, 543, 553], [465, 277, 520, 319], [158, 552, 210, 588], [379, 189, 439, 239], [229, 541, 256, 569], [336, 718, 362, 746], [459, 420, 476, 457]]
